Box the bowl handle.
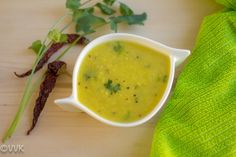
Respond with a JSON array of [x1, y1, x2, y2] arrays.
[[54, 95, 82, 112], [169, 48, 191, 67]]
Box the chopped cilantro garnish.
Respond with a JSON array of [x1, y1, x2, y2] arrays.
[[113, 42, 123, 53], [104, 79, 121, 94]]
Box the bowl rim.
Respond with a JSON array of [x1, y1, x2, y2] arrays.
[[70, 33, 176, 127]]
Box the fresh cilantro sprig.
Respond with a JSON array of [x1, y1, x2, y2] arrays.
[[31, 0, 147, 56], [66, 0, 147, 34], [1, 13, 70, 143], [57, 0, 147, 59], [3, 0, 147, 142]]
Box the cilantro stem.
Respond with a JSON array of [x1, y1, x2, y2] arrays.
[[3, 0, 147, 142], [61, 21, 73, 32], [2, 13, 70, 143], [2, 73, 45, 143], [49, 13, 71, 34], [2, 1, 95, 141], [56, 20, 113, 61], [41, 13, 71, 51], [56, 34, 84, 60], [81, 0, 94, 6], [56, 21, 110, 61], [2, 51, 45, 142]]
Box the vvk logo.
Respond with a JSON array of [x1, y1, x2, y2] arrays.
[[0, 144, 24, 153]]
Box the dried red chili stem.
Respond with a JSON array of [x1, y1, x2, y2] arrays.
[[27, 61, 66, 135], [14, 34, 88, 78]]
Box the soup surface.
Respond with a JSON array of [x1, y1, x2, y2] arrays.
[[77, 40, 170, 122]]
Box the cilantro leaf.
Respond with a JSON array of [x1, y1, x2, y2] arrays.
[[109, 12, 147, 31], [104, 79, 121, 94], [75, 11, 107, 34], [72, 8, 94, 22], [119, 2, 133, 16], [29, 40, 46, 54], [66, 0, 81, 10], [47, 29, 68, 43], [110, 12, 147, 25], [103, 0, 116, 6], [96, 3, 115, 15]]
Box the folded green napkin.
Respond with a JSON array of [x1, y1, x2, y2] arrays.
[[150, 1, 236, 157]]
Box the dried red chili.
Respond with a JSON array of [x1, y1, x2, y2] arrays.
[[27, 61, 66, 135], [14, 34, 88, 78]]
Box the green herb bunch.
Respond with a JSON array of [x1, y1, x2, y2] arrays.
[[2, 0, 147, 142]]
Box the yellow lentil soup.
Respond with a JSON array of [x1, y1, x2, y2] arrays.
[[77, 40, 170, 122]]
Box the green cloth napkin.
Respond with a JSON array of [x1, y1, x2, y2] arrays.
[[150, 1, 236, 157]]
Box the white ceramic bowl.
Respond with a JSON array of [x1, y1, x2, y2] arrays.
[[55, 33, 190, 127]]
